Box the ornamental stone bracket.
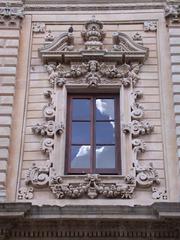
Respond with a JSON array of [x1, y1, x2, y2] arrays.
[[165, 4, 180, 24], [0, 2, 24, 28], [18, 18, 166, 201]]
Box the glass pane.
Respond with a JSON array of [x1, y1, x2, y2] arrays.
[[96, 146, 115, 169], [71, 145, 91, 169], [72, 122, 90, 144], [96, 99, 115, 120], [96, 122, 115, 144], [72, 99, 90, 120]]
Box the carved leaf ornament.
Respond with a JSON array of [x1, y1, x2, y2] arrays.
[[18, 17, 166, 200]]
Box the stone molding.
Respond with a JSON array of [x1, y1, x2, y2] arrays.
[[0, 203, 180, 239], [18, 18, 167, 201], [0, 3, 24, 28]]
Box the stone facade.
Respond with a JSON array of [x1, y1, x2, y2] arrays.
[[0, 0, 180, 239]]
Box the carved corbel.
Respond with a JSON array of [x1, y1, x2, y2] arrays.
[[165, 5, 180, 23], [0, 3, 24, 27]]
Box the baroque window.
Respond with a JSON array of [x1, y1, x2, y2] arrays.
[[18, 17, 166, 200], [66, 94, 120, 174]]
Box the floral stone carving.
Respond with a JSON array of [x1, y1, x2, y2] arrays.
[[123, 120, 154, 137], [32, 22, 45, 33], [144, 21, 157, 32], [19, 137, 161, 200], [46, 61, 141, 88], [32, 121, 64, 137]]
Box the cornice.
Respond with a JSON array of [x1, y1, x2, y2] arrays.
[[0, 202, 180, 220]]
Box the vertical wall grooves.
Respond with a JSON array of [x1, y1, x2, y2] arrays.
[[169, 25, 180, 167]]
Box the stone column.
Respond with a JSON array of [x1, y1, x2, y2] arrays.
[[0, 2, 23, 201]]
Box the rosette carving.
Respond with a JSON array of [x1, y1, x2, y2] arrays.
[[18, 187, 34, 200], [123, 120, 154, 137], [32, 121, 64, 137]]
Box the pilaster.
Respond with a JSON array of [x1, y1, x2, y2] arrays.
[[0, 3, 23, 201]]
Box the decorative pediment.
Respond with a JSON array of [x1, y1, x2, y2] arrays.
[[39, 17, 148, 64], [40, 32, 74, 61], [112, 32, 149, 61]]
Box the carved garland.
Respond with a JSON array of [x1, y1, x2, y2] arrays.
[[18, 17, 167, 200]]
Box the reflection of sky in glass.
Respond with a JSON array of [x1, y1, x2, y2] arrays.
[[96, 99, 115, 128], [71, 145, 90, 168], [72, 99, 90, 120], [96, 146, 115, 168], [96, 122, 115, 144]]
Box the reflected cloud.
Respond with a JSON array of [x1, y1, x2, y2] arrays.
[[96, 99, 115, 128], [76, 145, 91, 157], [96, 146, 105, 154]]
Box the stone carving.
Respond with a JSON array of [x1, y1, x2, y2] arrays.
[[0, 3, 24, 26], [152, 187, 168, 200], [45, 30, 54, 42], [165, 5, 180, 23], [135, 163, 160, 188], [41, 138, 54, 154], [32, 22, 45, 33], [43, 90, 56, 120], [32, 121, 64, 137], [19, 18, 164, 201], [46, 61, 141, 88], [144, 21, 157, 32], [18, 187, 34, 200], [123, 120, 154, 137], [50, 173, 135, 199], [81, 16, 106, 51], [26, 161, 52, 188], [40, 18, 148, 64], [130, 90, 144, 119]]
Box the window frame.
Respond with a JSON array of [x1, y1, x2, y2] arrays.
[[65, 93, 121, 175]]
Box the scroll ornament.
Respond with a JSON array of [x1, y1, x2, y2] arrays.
[[18, 139, 161, 200]]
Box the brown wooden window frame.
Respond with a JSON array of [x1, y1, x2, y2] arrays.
[[66, 93, 121, 175]]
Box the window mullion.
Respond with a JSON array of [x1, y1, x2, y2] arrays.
[[91, 97, 95, 174]]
